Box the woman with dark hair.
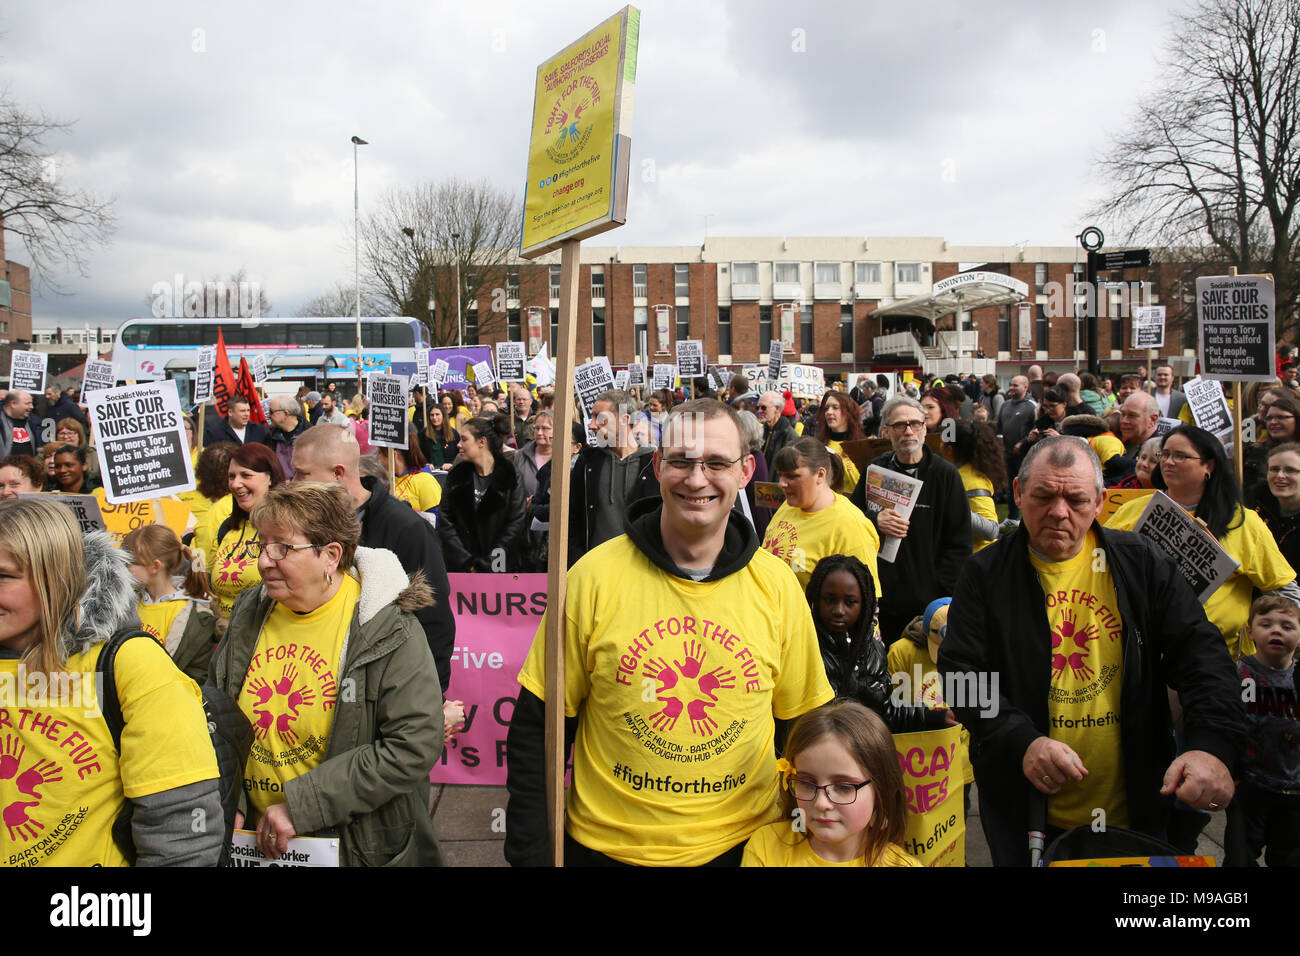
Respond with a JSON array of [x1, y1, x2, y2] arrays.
[[422, 403, 459, 469], [1107, 424, 1300, 657], [976, 374, 1003, 420], [375, 423, 442, 513], [814, 391, 866, 494], [919, 387, 959, 434], [52, 444, 98, 494], [439, 414, 526, 571], [940, 421, 1007, 552], [441, 389, 471, 431], [204, 442, 286, 621]]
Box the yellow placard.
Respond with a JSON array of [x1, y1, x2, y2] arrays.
[[902, 371, 916, 384], [1099, 488, 1153, 526], [753, 481, 784, 510], [521, 6, 639, 257], [96, 492, 192, 544], [894, 725, 965, 866]]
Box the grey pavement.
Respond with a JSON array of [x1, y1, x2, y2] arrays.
[[430, 781, 1229, 867]]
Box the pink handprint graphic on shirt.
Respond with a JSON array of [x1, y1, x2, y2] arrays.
[[687, 698, 718, 737], [246, 676, 274, 707], [696, 666, 736, 702], [274, 664, 298, 696], [285, 684, 316, 718], [252, 708, 274, 740], [643, 657, 677, 692], [275, 713, 299, 745], [0, 735, 25, 780], [16, 759, 62, 799], [675, 641, 705, 679], [650, 697, 683, 732], [4, 801, 43, 841], [1068, 654, 1096, 681]]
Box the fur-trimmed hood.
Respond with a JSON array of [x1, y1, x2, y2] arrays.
[[353, 546, 433, 624], [64, 531, 142, 658]]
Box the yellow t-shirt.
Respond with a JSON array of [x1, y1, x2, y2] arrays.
[[740, 821, 921, 867], [208, 518, 262, 617], [826, 438, 862, 495], [197, 494, 235, 573], [762, 494, 882, 596], [517, 538, 834, 866], [1106, 500, 1295, 657], [0, 638, 217, 867], [393, 470, 442, 512], [887, 638, 973, 785], [238, 575, 358, 823], [958, 463, 998, 553], [1089, 433, 1125, 466], [1030, 530, 1128, 830], [137, 597, 186, 646]]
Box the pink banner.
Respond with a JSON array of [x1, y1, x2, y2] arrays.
[[430, 573, 547, 786]]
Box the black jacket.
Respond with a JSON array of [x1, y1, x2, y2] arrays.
[[761, 416, 798, 474], [566, 444, 659, 567], [938, 523, 1246, 865], [203, 417, 267, 447], [1252, 490, 1300, 577], [505, 497, 784, 866], [356, 475, 456, 693], [440, 453, 526, 572], [817, 626, 949, 734], [850, 445, 971, 623]]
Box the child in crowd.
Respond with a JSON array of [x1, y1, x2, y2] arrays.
[[122, 524, 216, 683], [742, 700, 920, 866], [805, 554, 951, 733], [1226, 594, 1300, 866]]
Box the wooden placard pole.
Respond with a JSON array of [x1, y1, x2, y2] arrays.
[[544, 239, 581, 866], [1230, 266, 1244, 487], [197, 403, 206, 454]]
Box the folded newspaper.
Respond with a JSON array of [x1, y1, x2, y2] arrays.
[[864, 464, 923, 563]]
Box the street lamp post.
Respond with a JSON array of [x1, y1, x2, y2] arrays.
[[452, 231, 462, 348], [351, 135, 368, 396]]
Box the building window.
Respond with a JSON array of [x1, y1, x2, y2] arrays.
[[674, 264, 689, 297], [633, 264, 647, 297], [507, 308, 521, 341], [550, 307, 559, 352], [896, 262, 921, 283], [465, 271, 477, 300], [840, 305, 853, 353], [998, 306, 1010, 353], [717, 306, 731, 355], [1035, 304, 1049, 351], [1035, 263, 1048, 294], [733, 261, 758, 285], [465, 308, 479, 345], [855, 262, 881, 283], [774, 262, 799, 284], [634, 306, 648, 357], [591, 268, 605, 300], [814, 262, 840, 284], [676, 304, 691, 342], [759, 305, 773, 354], [801, 304, 814, 353], [507, 267, 519, 300], [549, 265, 561, 299], [1111, 310, 1124, 352], [593, 306, 606, 356]]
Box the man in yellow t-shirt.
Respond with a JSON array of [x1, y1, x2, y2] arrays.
[[507, 400, 833, 866], [938, 435, 1245, 865]]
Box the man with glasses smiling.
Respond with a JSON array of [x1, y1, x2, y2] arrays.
[[506, 399, 832, 866], [850, 396, 971, 644]]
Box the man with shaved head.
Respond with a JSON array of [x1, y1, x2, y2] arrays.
[[1118, 392, 1160, 456], [996, 375, 1038, 519], [292, 423, 456, 691]]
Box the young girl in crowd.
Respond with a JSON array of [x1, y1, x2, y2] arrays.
[[742, 700, 920, 866], [122, 524, 217, 683], [804, 554, 952, 734]]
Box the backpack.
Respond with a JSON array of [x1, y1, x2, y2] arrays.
[[98, 627, 253, 866]]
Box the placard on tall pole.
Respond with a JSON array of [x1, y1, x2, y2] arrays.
[[519, 4, 639, 866]]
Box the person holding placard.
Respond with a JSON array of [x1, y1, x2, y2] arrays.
[[439, 414, 526, 572], [1106, 425, 1300, 659], [374, 424, 442, 514], [205, 443, 286, 623], [764, 437, 881, 596], [0, 497, 222, 866], [210, 482, 445, 866]]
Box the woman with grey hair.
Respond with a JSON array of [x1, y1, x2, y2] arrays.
[[736, 409, 772, 539]]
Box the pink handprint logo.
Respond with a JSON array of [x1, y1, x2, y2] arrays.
[[675, 641, 705, 679], [697, 665, 735, 702], [650, 697, 683, 732], [4, 801, 42, 841], [1051, 609, 1100, 684], [639, 640, 740, 739], [2, 753, 63, 842], [0, 734, 25, 780], [16, 760, 61, 799], [643, 657, 677, 692], [687, 699, 718, 737], [245, 657, 321, 745]]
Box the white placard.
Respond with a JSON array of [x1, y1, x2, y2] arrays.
[[249, 354, 268, 384], [415, 348, 430, 387], [366, 372, 409, 449], [626, 363, 646, 387], [20, 492, 105, 534], [676, 339, 705, 377], [88, 380, 196, 503], [495, 341, 527, 382], [82, 360, 118, 398], [228, 830, 340, 868], [1132, 305, 1166, 350], [9, 350, 46, 392], [1183, 377, 1233, 437], [613, 369, 630, 390], [575, 357, 615, 446], [768, 340, 783, 380], [652, 363, 676, 390], [430, 358, 449, 386], [1132, 491, 1240, 603], [471, 360, 495, 391], [193, 346, 216, 404], [1197, 274, 1276, 382]]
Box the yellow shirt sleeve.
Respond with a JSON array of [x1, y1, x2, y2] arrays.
[[769, 553, 835, 720], [519, 585, 593, 717]]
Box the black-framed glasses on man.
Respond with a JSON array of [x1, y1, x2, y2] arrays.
[[660, 456, 745, 474]]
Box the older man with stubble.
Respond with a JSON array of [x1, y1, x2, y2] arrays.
[[939, 436, 1244, 865]]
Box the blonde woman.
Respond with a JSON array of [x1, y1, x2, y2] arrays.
[[0, 497, 221, 866]]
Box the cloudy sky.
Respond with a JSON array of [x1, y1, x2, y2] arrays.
[[3, 0, 1189, 327]]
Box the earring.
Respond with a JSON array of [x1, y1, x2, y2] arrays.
[[325, 570, 333, 587]]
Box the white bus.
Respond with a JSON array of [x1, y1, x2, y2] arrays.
[[111, 316, 429, 388]]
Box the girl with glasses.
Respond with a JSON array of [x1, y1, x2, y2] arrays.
[[741, 700, 919, 866]]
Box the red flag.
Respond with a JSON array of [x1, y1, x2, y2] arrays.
[[236, 357, 267, 424], [212, 328, 239, 417]]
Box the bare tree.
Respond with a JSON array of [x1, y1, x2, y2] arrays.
[[0, 92, 116, 288], [298, 282, 386, 318], [358, 178, 522, 346], [1090, 0, 1300, 337]]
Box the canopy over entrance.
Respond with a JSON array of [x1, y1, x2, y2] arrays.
[[872, 271, 1030, 324]]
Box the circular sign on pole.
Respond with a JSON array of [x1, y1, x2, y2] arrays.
[[1079, 226, 1105, 252]]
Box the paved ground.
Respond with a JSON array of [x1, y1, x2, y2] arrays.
[[431, 782, 1229, 866]]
